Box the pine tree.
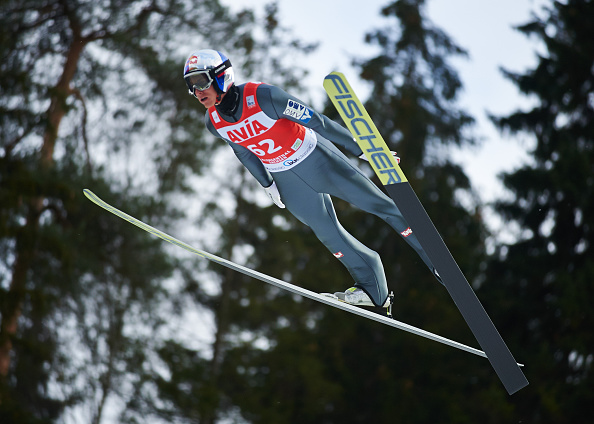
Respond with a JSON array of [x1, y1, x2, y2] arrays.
[[0, 1, 278, 422], [111, 4, 319, 424], [198, 1, 493, 422], [485, 0, 594, 422], [322, 1, 494, 421]]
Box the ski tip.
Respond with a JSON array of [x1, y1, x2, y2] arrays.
[[324, 71, 344, 79], [83, 188, 94, 199], [323, 71, 349, 87]]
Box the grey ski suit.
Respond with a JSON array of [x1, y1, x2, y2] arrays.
[[205, 82, 434, 306]]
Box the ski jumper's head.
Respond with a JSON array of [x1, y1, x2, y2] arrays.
[[183, 49, 234, 105]]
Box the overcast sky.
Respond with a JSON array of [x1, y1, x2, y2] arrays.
[[221, 0, 549, 238]]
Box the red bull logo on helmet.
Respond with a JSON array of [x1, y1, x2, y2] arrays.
[[184, 56, 199, 74]]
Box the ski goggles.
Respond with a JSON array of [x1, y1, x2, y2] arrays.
[[185, 70, 213, 92]]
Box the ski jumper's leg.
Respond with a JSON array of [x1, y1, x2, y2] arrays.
[[272, 169, 389, 306], [304, 137, 440, 281]]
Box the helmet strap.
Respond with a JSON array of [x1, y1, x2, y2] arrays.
[[213, 59, 231, 76], [211, 58, 232, 100]]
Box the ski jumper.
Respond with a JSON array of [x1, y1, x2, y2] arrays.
[[205, 82, 435, 306]]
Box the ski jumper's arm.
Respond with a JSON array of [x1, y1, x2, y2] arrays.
[[256, 85, 363, 157], [205, 114, 274, 188]]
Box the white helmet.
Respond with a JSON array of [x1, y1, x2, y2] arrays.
[[183, 49, 234, 98]]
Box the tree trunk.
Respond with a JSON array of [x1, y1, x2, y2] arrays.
[[0, 35, 86, 380]]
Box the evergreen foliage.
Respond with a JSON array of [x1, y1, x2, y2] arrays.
[[3, 0, 590, 422], [0, 0, 311, 422], [208, 1, 491, 422], [485, 0, 594, 421]]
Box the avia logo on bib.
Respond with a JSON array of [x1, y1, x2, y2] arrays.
[[222, 112, 274, 143]]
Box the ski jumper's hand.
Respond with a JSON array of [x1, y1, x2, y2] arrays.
[[264, 181, 285, 208], [359, 151, 400, 164]]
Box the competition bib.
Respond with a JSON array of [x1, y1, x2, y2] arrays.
[[209, 83, 317, 172]]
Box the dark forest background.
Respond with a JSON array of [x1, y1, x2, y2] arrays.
[[1, 0, 592, 423]]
